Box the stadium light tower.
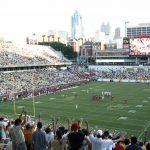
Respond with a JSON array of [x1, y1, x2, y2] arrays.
[[125, 21, 129, 37]]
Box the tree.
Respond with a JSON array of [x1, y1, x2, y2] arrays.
[[38, 42, 77, 60]]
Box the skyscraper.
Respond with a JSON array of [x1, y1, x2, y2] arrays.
[[100, 22, 111, 36], [71, 10, 84, 39], [113, 27, 121, 40]]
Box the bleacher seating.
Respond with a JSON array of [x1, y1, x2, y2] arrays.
[[0, 43, 70, 67]]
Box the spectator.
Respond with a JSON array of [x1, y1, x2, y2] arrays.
[[23, 123, 35, 150], [67, 123, 84, 150], [82, 128, 91, 150], [51, 130, 67, 150], [89, 130, 115, 150], [122, 138, 130, 149], [146, 143, 150, 150], [126, 136, 142, 150], [9, 118, 27, 150], [31, 122, 47, 150], [44, 127, 54, 150], [0, 117, 6, 141], [113, 141, 124, 150]]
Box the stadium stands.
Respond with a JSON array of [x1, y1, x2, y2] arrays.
[[0, 64, 150, 100], [1, 43, 150, 150], [0, 67, 96, 100], [0, 43, 70, 67]]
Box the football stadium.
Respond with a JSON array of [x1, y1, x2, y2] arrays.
[[0, 36, 150, 149]]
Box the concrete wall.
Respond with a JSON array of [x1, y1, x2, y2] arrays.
[[89, 65, 150, 71]]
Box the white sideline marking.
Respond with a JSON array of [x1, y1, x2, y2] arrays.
[[138, 121, 150, 139], [72, 92, 77, 93], [147, 97, 150, 99], [118, 117, 128, 120], [136, 105, 143, 107], [50, 98, 56, 100], [144, 89, 150, 91], [62, 86, 79, 91], [143, 100, 149, 103], [89, 88, 93, 89], [35, 101, 41, 104], [17, 106, 24, 109], [81, 90, 85, 91], [128, 110, 136, 113]]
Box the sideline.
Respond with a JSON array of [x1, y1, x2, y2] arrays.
[[138, 121, 150, 139]]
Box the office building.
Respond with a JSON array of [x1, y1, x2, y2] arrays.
[[127, 23, 150, 38], [71, 10, 84, 39]]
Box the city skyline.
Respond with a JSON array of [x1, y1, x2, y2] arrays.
[[0, 0, 150, 45]]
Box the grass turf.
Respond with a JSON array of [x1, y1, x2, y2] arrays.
[[0, 82, 150, 139]]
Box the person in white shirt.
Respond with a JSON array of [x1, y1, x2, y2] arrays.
[[44, 127, 54, 150], [0, 117, 6, 140], [9, 118, 27, 150], [89, 130, 115, 150]]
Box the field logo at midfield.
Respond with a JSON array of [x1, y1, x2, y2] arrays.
[[118, 117, 128, 120], [136, 105, 143, 107], [128, 110, 136, 113], [107, 104, 129, 110]]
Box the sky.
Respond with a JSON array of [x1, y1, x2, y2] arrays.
[[0, 0, 150, 45]]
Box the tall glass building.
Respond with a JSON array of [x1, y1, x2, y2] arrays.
[[100, 22, 111, 36], [71, 10, 84, 39]]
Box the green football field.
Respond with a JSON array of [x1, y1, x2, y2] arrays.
[[0, 82, 150, 139]]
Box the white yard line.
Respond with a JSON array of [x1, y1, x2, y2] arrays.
[[138, 121, 150, 139]]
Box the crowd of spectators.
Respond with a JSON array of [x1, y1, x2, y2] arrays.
[[1, 43, 150, 150], [0, 112, 150, 150], [94, 69, 150, 80], [69, 64, 150, 81], [0, 68, 95, 100], [0, 43, 70, 67], [0, 65, 150, 100]]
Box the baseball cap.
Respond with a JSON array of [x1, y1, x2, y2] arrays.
[[71, 123, 79, 131], [96, 130, 103, 136]]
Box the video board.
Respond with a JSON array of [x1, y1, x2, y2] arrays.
[[130, 38, 150, 56]]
